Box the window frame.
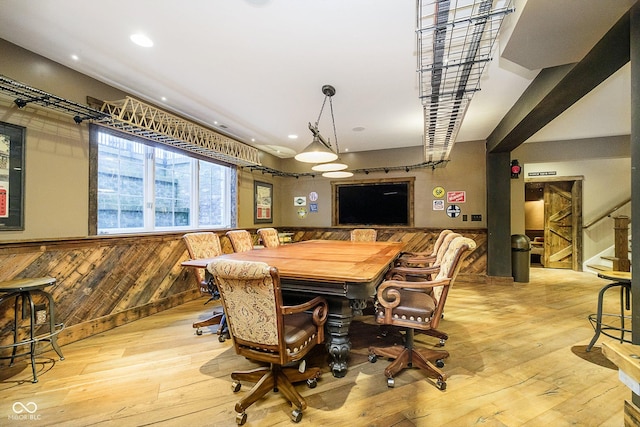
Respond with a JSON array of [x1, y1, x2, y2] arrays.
[[89, 124, 236, 235]]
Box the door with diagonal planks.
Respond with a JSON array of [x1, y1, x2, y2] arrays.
[[543, 179, 583, 270]]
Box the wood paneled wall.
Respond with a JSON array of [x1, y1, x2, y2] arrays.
[[0, 227, 486, 350]]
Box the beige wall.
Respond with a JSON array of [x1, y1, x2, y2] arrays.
[[269, 141, 487, 228]]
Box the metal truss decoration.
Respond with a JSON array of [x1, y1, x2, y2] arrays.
[[0, 75, 260, 167], [417, 0, 513, 162], [98, 97, 260, 167]]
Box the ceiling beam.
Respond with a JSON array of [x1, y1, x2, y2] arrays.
[[487, 9, 631, 153]]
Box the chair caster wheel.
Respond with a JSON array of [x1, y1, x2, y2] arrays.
[[307, 378, 317, 388], [218, 334, 226, 342], [437, 380, 447, 390], [387, 377, 395, 388], [232, 381, 241, 392], [196, 328, 202, 336], [435, 359, 445, 368], [368, 354, 377, 363], [236, 412, 247, 425], [439, 338, 446, 346], [291, 409, 303, 423]]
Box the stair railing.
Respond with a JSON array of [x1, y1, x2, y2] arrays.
[[584, 198, 631, 229]]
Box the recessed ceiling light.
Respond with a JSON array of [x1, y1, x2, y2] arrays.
[[352, 126, 365, 132], [288, 134, 298, 139], [71, 54, 79, 61], [161, 96, 167, 102], [130, 33, 153, 47]]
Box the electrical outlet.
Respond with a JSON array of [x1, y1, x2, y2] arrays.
[[471, 214, 482, 221]]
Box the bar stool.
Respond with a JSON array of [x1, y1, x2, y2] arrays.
[[586, 270, 632, 352], [0, 277, 65, 382]]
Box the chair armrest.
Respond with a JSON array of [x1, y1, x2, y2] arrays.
[[282, 296, 328, 326], [399, 251, 434, 259], [386, 264, 440, 280], [377, 278, 451, 308], [396, 254, 436, 266]]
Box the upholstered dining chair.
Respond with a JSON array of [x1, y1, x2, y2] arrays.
[[207, 258, 328, 425], [388, 232, 461, 280], [226, 230, 254, 252], [257, 227, 280, 248], [182, 232, 229, 340], [368, 236, 476, 390], [396, 229, 453, 267], [350, 228, 377, 242], [381, 232, 462, 345]]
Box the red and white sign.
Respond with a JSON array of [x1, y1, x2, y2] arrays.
[[447, 191, 466, 203]]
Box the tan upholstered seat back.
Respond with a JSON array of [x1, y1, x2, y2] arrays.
[[182, 232, 222, 285], [350, 228, 377, 242], [433, 232, 461, 266], [430, 229, 454, 257], [432, 236, 476, 303], [226, 230, 253, 252], [208, 259, 279, 346], [257, 228, 280, 248]]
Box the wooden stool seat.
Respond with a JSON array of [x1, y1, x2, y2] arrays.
[[0, 276, 65, 382]]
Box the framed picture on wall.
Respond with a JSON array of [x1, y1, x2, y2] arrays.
[[0, 122, 25, 231], [254, 180, 273, 224]]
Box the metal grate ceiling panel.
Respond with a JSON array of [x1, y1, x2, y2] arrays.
[[417, 0, 513, 161]]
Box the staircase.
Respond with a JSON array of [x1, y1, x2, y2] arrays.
[[586, 216, 631, 273]]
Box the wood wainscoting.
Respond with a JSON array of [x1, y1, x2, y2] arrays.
[[0, 227, 486, 349]]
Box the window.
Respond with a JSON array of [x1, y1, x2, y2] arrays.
[[90, 126, 235, 234]]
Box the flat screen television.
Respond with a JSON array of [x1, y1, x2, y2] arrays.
[[333, 179, 413, 226]]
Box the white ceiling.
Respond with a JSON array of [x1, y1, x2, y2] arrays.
[[0, 0, 634, 159]]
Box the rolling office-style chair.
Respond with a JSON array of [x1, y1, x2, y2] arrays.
[[257, 227, 280, 248], [350, 228, 377, 242], [207, 259, 328, 425], [388, 232, 461, 280], [368, 236, 476, 390], [226, 230, 254, 252], [396, 229, 453, 267], [382, 232, 461, 346], [182, 232, 229, 340]]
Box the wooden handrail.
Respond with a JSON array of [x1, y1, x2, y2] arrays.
[[584, 198, 631, 229]]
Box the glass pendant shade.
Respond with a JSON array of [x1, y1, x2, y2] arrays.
[[311, 161, 348, 172], [294, 136, 338, 163], [322, 170, 354, 178]]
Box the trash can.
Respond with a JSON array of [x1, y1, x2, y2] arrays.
[[511, 234, 531, 283]]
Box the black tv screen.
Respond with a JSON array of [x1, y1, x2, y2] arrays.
[[336, 181, 411, 226]]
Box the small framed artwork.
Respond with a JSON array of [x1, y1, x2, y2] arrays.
[[0, 122, 25, 231], [254, 180, 273, 224]]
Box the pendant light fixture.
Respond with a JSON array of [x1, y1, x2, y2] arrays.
[[295, 85, 352, 178]]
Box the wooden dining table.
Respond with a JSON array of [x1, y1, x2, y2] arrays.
[[181, 239, 404, 377]]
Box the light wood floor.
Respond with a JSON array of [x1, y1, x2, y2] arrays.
[[0, 267, 632, 426]]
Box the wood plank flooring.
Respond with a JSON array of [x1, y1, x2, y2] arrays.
[[0, 267, 632, 426]]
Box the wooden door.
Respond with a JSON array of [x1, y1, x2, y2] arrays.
[[543, 180, 583, 270]]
